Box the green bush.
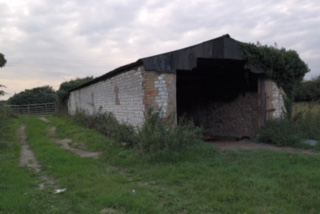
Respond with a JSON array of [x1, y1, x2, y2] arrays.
[[294, 77, 320, 102], [137, 109, 202, 156], [257, 118, 304, 147], [240, 42, 309, 98]]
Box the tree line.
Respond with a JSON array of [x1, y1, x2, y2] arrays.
[[6, 77, 93, 107]]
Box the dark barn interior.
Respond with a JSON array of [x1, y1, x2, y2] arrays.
[[176, 58, 260, 139], [140, 34, 266, 139]]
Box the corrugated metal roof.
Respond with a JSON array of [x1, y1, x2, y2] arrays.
[[141, 34, 244, 73], [69, 34, 262, 92]]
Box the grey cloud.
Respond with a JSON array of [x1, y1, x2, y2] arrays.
[[1, 0, 320, 100]]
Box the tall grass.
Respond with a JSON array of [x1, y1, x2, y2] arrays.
[[293, 102, 320, 141], [258, 102, 320, 148]]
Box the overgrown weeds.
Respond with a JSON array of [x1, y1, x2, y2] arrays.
[[257, 118, 304, 147], [71, 109, 203, 158], [72, 111, 136, 147], [137, 109, 202, 157], [258, 102, 320, 148]]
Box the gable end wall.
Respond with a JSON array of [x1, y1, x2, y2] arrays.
[[68, 66, 145, 127]]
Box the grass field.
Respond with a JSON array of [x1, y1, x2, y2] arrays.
[[1, 115, 320, 213]]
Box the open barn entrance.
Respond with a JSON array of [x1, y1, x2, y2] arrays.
[[176, 58, 260, 139]]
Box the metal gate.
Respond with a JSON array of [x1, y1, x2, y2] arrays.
[[7, 103, 56, 115]]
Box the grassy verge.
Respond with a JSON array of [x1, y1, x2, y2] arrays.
[[0, 118, 67, 213], [2, 115, 320, 213], [0, 105, 15, 148]]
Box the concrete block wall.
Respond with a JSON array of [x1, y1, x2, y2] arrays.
[[68, 66, 145, 127]]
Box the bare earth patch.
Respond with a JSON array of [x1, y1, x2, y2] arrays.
[[48, 125, 101, 159], [39, 117, 50, 123], [52, 138, 102, 159], [49, 126, 57, 136], [19, 125, 58, 190], [214, 140, 320, 156]]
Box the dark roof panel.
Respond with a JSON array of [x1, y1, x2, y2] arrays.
[[141, 34, 244, 73], [69, 34, 262, 92]]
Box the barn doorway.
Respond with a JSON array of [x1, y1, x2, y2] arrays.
[[176, 58, 259, 139]]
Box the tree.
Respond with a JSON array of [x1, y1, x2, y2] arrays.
[[0, 53, 6, 68], [0, 53, 7, 97], [8, 86, 56, 105], [56, 76, 93, 110]]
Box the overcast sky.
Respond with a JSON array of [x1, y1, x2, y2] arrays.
[[1, 0, 319, 100]]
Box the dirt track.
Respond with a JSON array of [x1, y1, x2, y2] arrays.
[[19, 125, 41, 172], [19, 125, 58, 190]]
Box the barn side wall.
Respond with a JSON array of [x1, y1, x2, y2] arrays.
[[68, 67, 176, 127], [68, 66, 145, 127]]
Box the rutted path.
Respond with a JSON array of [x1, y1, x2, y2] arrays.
[[39, 117, 102, 159], [52, 137, 102, 159], [19, 125, 58, 190], [20, 125, 41, 172]]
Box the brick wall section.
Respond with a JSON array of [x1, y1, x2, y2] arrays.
[[68, 66, 145, 127], [142, 70, 159, 111], [142, 70, 176, 118]]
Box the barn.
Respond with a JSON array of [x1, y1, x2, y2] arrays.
[[68, 34, 286, 139]]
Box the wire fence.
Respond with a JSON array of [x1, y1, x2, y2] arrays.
[[7, 103, 56, 115]]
